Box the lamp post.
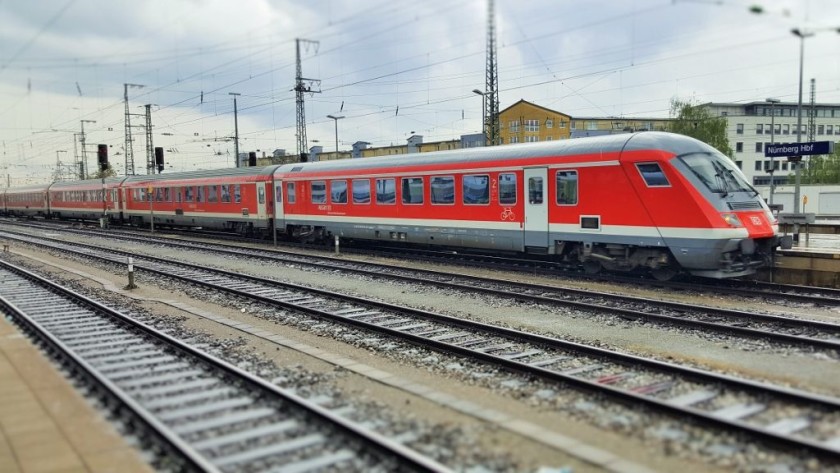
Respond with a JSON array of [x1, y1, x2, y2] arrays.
[[766, 97, 780, 206], [229, 92, 240, 168], [791, 28, 813, 225], [326, 115, 344, 155], [472, 89, 486, 145], [79, 120, 96, 179]]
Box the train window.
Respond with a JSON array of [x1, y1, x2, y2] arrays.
[[258, 185, 265, 204], [285, 183, 295, 204], [234, 184, 241, 203], [331, 180, 348, 204], [221, 185, 231, 203], [184, 186, 194, 202], [352, 179, 371, 204], [275, 185, 283, 204], [401, 177, 424, 205], [311, 181, 327, 204], [175, 187, 182, 203], [155, 188, 163, 202], [376, 178, 395, 205], [431, 176, 455, 204], [637, 163, 670, 187], [164, 188, 171, 202], [528, 177, 544, 204], [463, 175, 489, 205], [208, 186, 218, 203], [556, 171, 578, 205], [499, 173, 517, 204], [197, 186, 205, 203]]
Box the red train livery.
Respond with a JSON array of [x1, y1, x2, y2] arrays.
[[1, 132, 789, 279]]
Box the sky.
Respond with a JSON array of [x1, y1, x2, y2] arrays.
[[1, 0, 839, 185]]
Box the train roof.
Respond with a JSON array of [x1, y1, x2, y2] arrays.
[[49, 177, 128, 190], [276, 132, 717, 175], [4, 183, 52, 193], [121, 165, 280, 184]]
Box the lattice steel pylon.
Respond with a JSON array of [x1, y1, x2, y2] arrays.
[[484, 0, 500, 146], [294, 38, 320, 162], [144, 104, 154, 175], [124, 83, 144, 176]]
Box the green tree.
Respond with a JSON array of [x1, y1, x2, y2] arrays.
[[669, 98, 734, 158], [92, 166, 117, 180], [800, 145, 840, 184]]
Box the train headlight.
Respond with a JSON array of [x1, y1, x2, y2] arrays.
[[721, 212, 743, 228]]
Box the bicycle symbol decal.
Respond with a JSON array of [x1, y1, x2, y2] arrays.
[[500, 207, 515, 221]]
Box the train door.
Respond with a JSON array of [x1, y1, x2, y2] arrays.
[[523, 167, 549, 249], [257, 182, 267, 217], [274, 180, 284, 229]]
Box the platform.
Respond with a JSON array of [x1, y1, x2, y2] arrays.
[[767, 233, 840, 287], [0, 316, 153, 473]]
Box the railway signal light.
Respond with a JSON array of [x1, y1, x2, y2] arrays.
[[155, 147, 165, 173], [248, 152, 257, 167], [97, 144, 109, 172]]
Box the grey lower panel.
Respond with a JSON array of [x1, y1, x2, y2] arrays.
[[290, 219, 523, 251], [130, 213, 269, 230]]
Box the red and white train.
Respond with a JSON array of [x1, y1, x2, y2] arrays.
[[1, 132, 789, 279]]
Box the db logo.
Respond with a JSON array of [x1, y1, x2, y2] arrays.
[[750, 216, 762, 225]]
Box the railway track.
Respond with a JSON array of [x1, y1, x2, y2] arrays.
[[3, 229, 840, 462], [0, 259, 448, 473], [4, 224, 840, 352], [6, 218, 839, 306]]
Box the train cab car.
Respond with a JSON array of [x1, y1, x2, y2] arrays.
[[121, 166, 280, 235], [273, 132, 782, 279], [49, 178, 128, 222], [4, 183, 51, 218]]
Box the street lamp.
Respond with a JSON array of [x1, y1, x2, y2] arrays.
[[766, 97, 780, 207], [79, 120, 96, 180], [229, 92, 240, 168], [326, 115, 344, 155], [472, 89, 486, 145]]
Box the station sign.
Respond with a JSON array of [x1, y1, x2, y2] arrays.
[[764, 141, 834, 158]]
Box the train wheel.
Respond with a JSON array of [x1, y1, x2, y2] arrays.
[[651, 266, 678, 281], [582, 260, 602, 275]]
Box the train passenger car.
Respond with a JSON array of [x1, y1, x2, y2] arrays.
[[0, 188, 6, 214], [121, 166, 279, 235], [274, 132, 783, 279], [3, 183, 51, 218], [49, 177, 128, 222]]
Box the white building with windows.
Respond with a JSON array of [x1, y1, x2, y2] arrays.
[[704, 101, 840, 186]]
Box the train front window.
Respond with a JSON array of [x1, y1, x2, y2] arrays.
[[678, 152, 754, 195]]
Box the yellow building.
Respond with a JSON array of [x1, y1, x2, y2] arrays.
[[569, 117, 671, 137], [498, 100, 573, 145]]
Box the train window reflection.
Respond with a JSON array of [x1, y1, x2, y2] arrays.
[[376, 178, 395, 205], [311, 181, 327, 204], [286, 182, 295, 204], [463, 175, 489, 205], [556, 171, 578, 205], [184, 186, 194, 202], [528, 177, 543, 204], [636, 163, 669, 187], [401, 177, 424, 205], [331, 180, 348, 204], [234, 184, 241, 203], [208, 185, 218, 203], [353, 179, 371, 204], [431, 176, 455, 204], [499, 173, 516, 205]]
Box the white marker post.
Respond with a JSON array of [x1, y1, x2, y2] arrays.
[[126, 256, 137, 289], [334, 235, 340, 255]]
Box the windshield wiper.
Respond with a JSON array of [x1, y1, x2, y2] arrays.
[[712, 161, 730, 197]]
